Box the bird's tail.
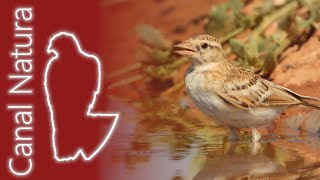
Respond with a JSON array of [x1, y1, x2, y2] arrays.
[[300, 96, 320, 109], [279, 85, 320, 109]]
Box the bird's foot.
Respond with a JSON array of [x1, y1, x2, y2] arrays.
[[252, 128, 261, 142]]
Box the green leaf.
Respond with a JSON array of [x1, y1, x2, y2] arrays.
[[278, 16, 291, 30], [255, 0, 273, 15], [246, 36, 259, 60], [136, 24, 171, 49], [259, 52, 277, 77], [229, 39, 245, 58], [271, 30, 287, 43], [296, 16, 310, 32], [205, 5, 230, 37], [227, 0, 244, 13], [209, 4, 228, 26], [150, 49, 171, 63]]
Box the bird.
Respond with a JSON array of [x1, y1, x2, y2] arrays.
[[173, 34, 320, 142]]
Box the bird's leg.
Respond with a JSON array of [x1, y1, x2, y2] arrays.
[[252, 128, 261, 142], [228, 126, 240, 141]]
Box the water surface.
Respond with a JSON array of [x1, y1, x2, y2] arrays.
[[103, 101, 320, 180]]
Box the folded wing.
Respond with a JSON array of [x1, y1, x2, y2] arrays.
[[217, 67, 301, 109]]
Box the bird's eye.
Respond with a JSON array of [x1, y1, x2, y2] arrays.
[[201, 43, 208, 49]]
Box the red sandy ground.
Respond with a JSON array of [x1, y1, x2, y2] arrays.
[[271, 30, 320, 134]]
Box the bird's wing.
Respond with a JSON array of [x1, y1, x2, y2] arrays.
[[216, 67, 301, 109]]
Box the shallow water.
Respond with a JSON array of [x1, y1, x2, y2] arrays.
[[103, 101, 320, 180]]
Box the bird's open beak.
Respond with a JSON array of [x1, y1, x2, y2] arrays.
[[173, 43, 196, 56]]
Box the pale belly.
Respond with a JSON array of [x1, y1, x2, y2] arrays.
[[187, 88, 286, 128]]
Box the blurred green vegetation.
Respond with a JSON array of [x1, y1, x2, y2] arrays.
[[109, 0, 320, 96]]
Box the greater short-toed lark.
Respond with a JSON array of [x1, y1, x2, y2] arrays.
[[174, 34, 320, 141]]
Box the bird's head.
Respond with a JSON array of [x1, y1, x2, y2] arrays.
[[173, 35, 225, 65]]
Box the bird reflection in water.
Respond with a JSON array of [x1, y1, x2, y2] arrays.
[[193, 142, 288, 180]]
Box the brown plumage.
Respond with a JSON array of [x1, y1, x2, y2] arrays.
[[218, 63, 320, 109]]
